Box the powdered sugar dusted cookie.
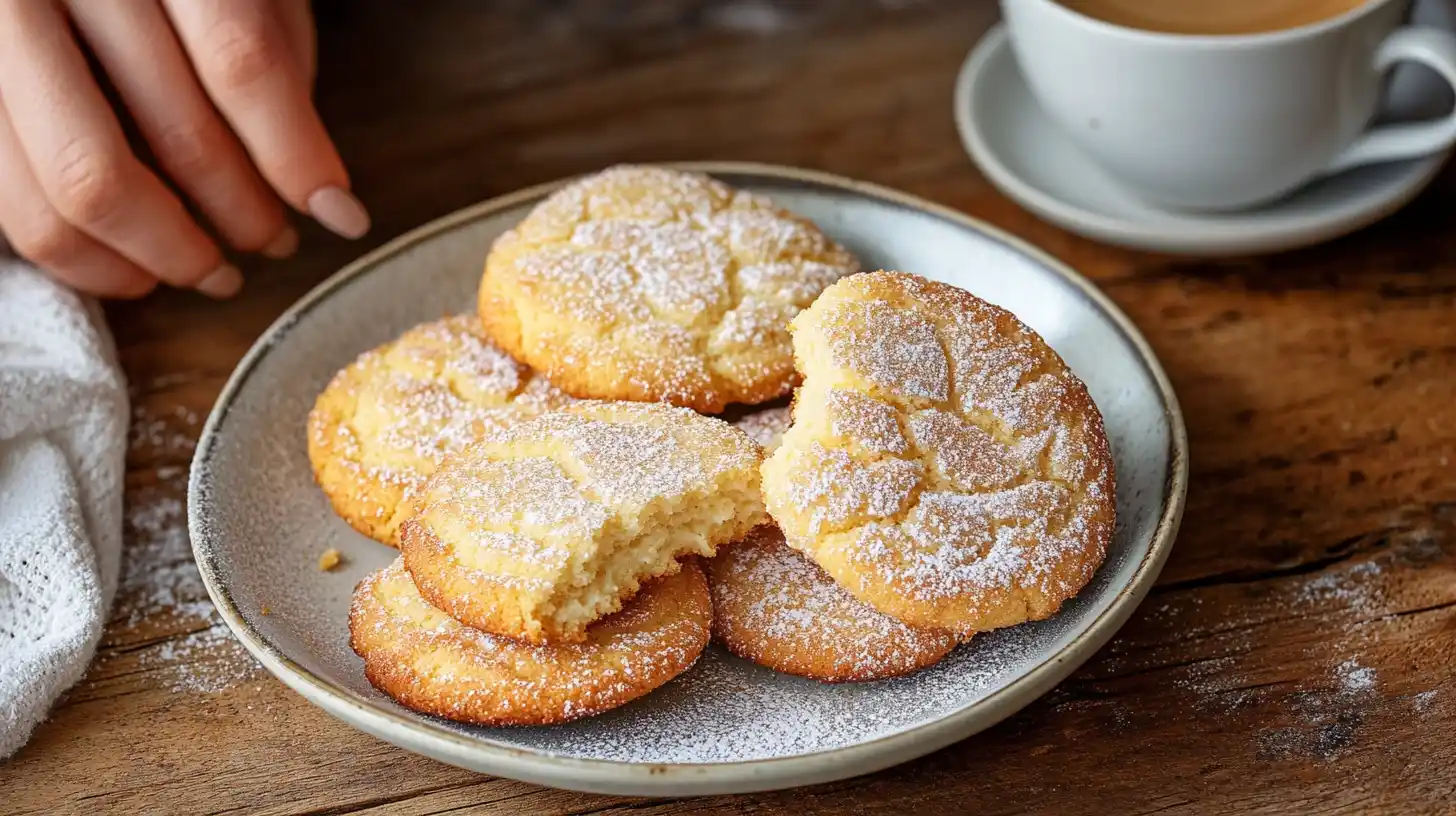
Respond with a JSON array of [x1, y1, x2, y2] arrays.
[[350, 558, 710, 726], [707, 526, 957, 682], [400, 400, 768, 644], [307, 315, 574, 546], [761, 271, 1115, 637], [479, 165, 860, 413]]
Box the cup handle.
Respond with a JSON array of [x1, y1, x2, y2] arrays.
[[1325, 26, 1456, 174]]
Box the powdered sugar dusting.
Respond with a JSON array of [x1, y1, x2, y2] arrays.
[[527, 620, 1062, 762], [487, 165, 860, 409], [828, 389, 907, 454], [130, 403, 200, 457], [424, 456, 607, 566], [708, 528, 956, 681], [312, 315, 574, 536], [781, 441, 923, 534], [120, 493, 211, 623], [908, 408, 1020, 489], [470, 402, 762, 514], [1143, 551, 1449, 761], [1336, 658, 1376, 693], [116, 467, 260, 693], [1254, 646, 1389, 762], [890, 484, 1079, 600], [570, 220, 731, 321], [350, 560, 709, 722], [820, 299, 948, 403], [1297, 560, 1386, 615], [141, 624, 261, 694]]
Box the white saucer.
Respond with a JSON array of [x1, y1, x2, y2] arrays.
[[954, 25, 1451, 257]]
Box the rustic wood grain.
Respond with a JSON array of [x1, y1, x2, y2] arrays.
[[4, 1, 1456, 814]]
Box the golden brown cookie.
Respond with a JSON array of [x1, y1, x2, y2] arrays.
[[731, 405, 792, 455], [400, 400, 768, 645], [707, 526, 957, 682], [479, 165, 860, 413], [350, 558, 711, 726], [761, 271, 1115, 637], [307, 315, 574, 546]]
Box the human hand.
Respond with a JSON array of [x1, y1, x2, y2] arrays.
[[0, 0, 369, 299]]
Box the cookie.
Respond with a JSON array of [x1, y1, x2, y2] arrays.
[[761, 271, 1115, 637], [478, 165, 860, 413], [350, 558, 711, 726], [707, 526, 957, 682], [307, 315, 574, 546], [400, 400, 767, 644], [731, 405, 792, 454]]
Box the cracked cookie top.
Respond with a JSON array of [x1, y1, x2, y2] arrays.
[[478, 165, 860, 413], [761, 271, 1115, 637], [306, 315, 574, 546]]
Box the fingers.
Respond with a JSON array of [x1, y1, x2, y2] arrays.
[[272, 0, 317, 87], [67, 0, 296, 258], [163, 0, 370, 239], [0, 102, 156, 299], [0, 1, 239, 295]]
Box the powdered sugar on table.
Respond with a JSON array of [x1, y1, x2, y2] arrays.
[[114, 417, 261, 694]]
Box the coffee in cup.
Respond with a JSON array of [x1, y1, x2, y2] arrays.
[[1056, 0, 1371, 36]]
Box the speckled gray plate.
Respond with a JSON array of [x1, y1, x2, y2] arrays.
[[189, 162, 1187, 796]]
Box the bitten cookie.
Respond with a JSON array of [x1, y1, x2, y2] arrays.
[[307, 315, 574, 546], [479, 165, 860, 413], [350, 558, 711, 726], [400, 400, 768, 644], [761, 271, 1115, 637], [707, 526, 957, 682]]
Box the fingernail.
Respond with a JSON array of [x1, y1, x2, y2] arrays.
[[195, 263, 243, 299], [307, 186, 370, 239], [261, 225, 299, 259]]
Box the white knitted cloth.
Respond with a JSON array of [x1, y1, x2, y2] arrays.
[[0, 262, 127, 759]]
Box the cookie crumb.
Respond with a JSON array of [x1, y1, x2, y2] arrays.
[[260, 605, 271, 616], [318, 548, 343, 571]]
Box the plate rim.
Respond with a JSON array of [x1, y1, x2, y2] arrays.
[[952, 25, 1449, 257], [188, 160, 1190, 795]]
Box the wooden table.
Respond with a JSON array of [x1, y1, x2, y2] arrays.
[[5, 2, 1455, 813]]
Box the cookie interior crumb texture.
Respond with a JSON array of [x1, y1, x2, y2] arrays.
[[479, 165, 861, 412], [401, 400, 768, 644], [762, 270, 1115, 637]]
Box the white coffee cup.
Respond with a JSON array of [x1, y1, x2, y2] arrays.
[[1000, 0, 1456, 211]]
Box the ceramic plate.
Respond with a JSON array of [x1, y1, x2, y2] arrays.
[[189, 162, 1187, 796]]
